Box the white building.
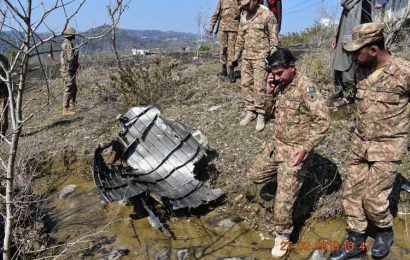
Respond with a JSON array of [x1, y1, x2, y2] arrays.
[[131, 49, 150, 56]]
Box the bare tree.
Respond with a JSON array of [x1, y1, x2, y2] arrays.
[[195, 0, 212, 59], [384, 8, 410, 48], [0, 1, 127, 259]]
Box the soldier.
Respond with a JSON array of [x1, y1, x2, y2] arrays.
[[233, 0, 278, 132], [329, 0, 372, 108], [60, 27, 79, 116], [0, 54, 10, 138], [209, 0, 241, 83], [329, 23, 410, 259], [258, 0, 282, 33], [246, 48, 330, 258]]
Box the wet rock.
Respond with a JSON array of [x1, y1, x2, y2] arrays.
[[250, 242, 259, 251], [217, 257, 254, 260], [258, 232, 270, 241], [207, 213, 243, 228], [156, 249, 171, 260], [177, 249, 189, 260], [217, 218, 236, 229], [105, 246, 130, 260], [208, 105, 221, 112], [58, 184, 77, 199], [308, 249, 326, 260]]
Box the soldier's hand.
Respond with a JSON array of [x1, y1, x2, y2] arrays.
[[331, 39, 337, 49], [208, 29, 214, 36], [289, 148, 309, 167], [266, 73, 276, 94]]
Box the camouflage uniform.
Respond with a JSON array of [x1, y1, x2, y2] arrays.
[[209, 0, 240, 66], [342, 56, 410, 233], [0, 54, 10, 136], [247, 75, 330, 235], [60, 37, 79, 113], [235, 5, 278, 115]]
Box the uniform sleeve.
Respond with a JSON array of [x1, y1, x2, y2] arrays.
[[62, 40, 75, 63], [234, 19, 245, 60], [267, 12, 278, 55], [301, 85, 331, 152], [209, 0, 222, 32]]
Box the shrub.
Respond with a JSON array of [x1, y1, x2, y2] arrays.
[[111, 57, 185, 107], [198, 44, 211, 52]]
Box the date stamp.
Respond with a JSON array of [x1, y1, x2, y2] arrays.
[[280, 240, 372, 252]]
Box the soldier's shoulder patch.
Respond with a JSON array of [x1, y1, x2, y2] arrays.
[[305, 86, 317, 102], [306, 86, 316, 93], [306, 92, 317, 102]]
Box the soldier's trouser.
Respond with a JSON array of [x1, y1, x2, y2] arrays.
[[247, 140, 306, 236], [273, 160, 306, 235], [342, 152, 398, 233], [247, 141, 278, 184], [241, 58, 268, 115], [62, 72, 77, 111], [219, 31, 237, 66], [0, 97, 9, 136], [333, 64, 356, 100]]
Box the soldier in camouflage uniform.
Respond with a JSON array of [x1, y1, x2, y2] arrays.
[[246, 48, 330, 258], [60, 27, 79, 116], [209, 0, 240, 83], [329, 23, 410, 260], [0, 54, 10, 138], [233, 0, 278, 132]]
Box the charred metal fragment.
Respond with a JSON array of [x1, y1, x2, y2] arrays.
[[93, 106, 223, 211]]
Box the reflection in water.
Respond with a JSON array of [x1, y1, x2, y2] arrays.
[[43, 175, 410, 259]]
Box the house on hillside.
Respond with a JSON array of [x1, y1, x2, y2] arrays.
[[131, 48, 150, 56], [374, 0, 410, 23]]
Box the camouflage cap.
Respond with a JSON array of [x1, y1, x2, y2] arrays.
[[240, 0, 251, 7], [63, 27, 76, 38], [344, 23, 384, 52]]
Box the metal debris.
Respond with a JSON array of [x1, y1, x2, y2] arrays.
[[93, 105, 223, 209]]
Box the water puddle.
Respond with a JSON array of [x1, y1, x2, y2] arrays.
[[40, 174, 410, 259]]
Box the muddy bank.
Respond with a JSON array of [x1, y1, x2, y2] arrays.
[[33, 155, 410, 259]]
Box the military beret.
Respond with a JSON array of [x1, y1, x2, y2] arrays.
[[344, 22, 384, 52]]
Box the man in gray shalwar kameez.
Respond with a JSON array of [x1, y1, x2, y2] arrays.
[[329, 0, 372, 107]]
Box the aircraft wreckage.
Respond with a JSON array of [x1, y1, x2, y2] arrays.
[[93, 106, 223, 236]]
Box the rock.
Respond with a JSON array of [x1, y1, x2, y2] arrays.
[[258, 233, 270, 241], [217, 257, 254, 260], [177, 249, 189, 260], [217, 218, 236, 229], [58, 184, 77, 199], [105, 246, 130, 260], [308, 249, 326, 260], [234, 194, 243, 202], [208, 105, 222, 112], [156, 249, 171, 260]]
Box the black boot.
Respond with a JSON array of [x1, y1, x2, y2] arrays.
[[329, 230, 367, 260], [372, 227, 393, 258], [228, 66, 236, 83], [217, 64, 227, 77]]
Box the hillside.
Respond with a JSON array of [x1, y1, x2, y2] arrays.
[[0, 25, 201, 54]]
